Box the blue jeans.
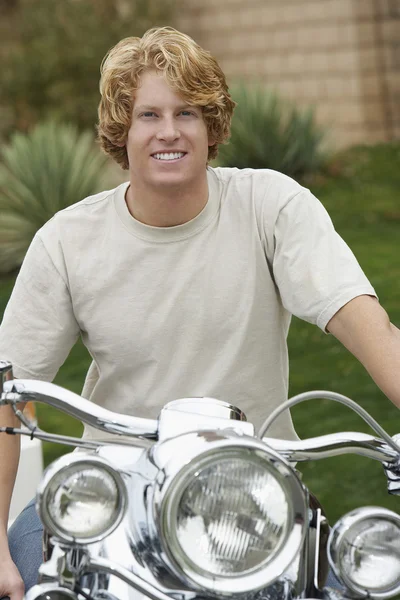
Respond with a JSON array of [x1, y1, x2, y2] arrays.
[[8, 498, 43, 591]]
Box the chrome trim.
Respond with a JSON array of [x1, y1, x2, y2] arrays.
[[263, 432, 399, 465], [311, 507, 330, 592], [25, 583, 78, 600], [38, 544, 75, 584], [94, 512, 197, 599], [0, 360, 13, 394], [2, 379, 158, 441], [127, 430, 308, 595], [162, 397, 247, 420], [383, 433, 400, 495], [85, 537, 304, 600], [95, 444, 144, 470], [85, 556, 181, 600], [42, 521, 306, 600], [158, 397, 254, 441], [311, 510, 322, 593], [328, 506, 400, 598], [38, 453, 128, 544]]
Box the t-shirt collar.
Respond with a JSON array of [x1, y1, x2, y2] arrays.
[[114, 168, 220, 242]]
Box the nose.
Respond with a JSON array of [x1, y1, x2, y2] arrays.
[[156, 117, 180, 142]]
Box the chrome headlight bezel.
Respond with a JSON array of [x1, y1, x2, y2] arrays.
[[328, 506, 400, 598], [37, 453, 127, 545], [152, 433, 307, 595]]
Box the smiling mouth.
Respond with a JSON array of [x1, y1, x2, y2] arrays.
[[152, 152, 187, 161]]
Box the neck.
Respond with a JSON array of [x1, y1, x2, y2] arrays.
[[125, 174, 209, 227]]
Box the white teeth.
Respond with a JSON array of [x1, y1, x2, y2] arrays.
[[153, 152, 185, 161]]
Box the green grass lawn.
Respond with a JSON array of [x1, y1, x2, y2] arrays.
[[1, 143, 400, 527]]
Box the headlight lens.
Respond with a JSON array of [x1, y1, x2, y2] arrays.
[[38, 454, 127, 544], [160, 446, 306, 593], [328, 507, 400, 598], [176, 456, 288, 574]]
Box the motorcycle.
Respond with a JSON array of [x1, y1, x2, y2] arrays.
[[1, 358, 400, 600]]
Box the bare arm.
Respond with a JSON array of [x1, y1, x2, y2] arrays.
[[0, 227, 80, 599], [327, 295, 400, 408], [0, 405, 24, 600]]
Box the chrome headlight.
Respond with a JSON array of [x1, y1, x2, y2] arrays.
[[37, 454, 127, 544], [156, 436, 307, 594], [328, 506, 400, 598]]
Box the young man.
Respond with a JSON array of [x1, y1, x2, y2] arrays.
[[1, 26, 400, 598]]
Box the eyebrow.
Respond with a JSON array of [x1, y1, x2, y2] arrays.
[[133, 104, 200, 115]]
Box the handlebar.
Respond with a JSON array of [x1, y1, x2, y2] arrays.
[[1, 367, 400, 470], [264, 431, 399, 465], [1, 378, 158, 443]]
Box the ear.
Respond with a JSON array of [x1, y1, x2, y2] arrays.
[[208, 135, 216, 147]]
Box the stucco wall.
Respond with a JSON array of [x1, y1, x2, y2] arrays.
[[177, 0, 400, 148]]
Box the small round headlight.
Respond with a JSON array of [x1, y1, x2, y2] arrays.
[[328, 507, 400, 598], [160, 443, 306, 594], [38, 454, 127, 544]]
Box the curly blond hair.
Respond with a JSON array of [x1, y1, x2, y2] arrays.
[[98, 27, 236, 169]]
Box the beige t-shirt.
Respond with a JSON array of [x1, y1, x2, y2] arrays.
[[0, 168, 376, 440]]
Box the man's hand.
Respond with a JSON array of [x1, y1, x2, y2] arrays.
[[0, 555, 24, 600], [327, 295, 400, 408]]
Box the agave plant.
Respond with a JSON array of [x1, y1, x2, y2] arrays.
[[0, 121, 111, 274], [217, 84, 329, 179]]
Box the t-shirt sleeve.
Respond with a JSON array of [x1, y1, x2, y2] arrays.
[[271, 189, 377, 331], [0, 233, 80, 380]]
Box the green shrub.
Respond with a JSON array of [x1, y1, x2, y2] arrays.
[[217, 84, 329, 179], [0, 0, 176, 135], [0, 121, 110, 274]]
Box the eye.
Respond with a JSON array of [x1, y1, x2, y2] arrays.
[[179, 110, 195, 117], [141, 111, 157, 118]]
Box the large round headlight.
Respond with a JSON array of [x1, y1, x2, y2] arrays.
[[159, 441, 307, 594], [38, 454, 127, 544], [328, 506, 400, 598]]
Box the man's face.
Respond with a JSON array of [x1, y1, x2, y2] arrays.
[[126, 70, 213, 191]]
